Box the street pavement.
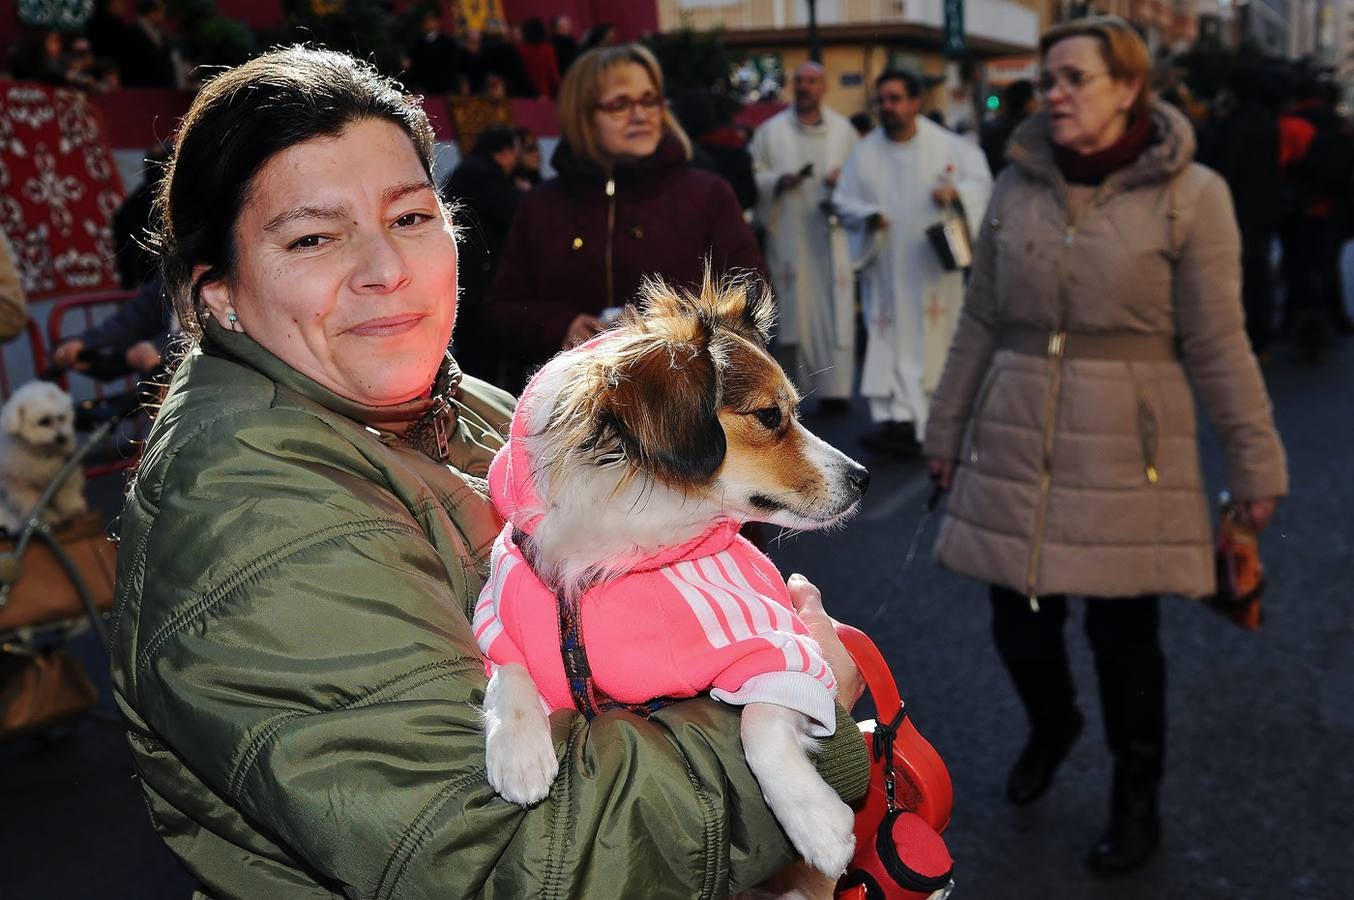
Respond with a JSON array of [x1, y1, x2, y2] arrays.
[[1, 338, 1350, 899]]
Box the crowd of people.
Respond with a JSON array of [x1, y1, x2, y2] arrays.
[[4, 3, 615, 101], [4, 8, 1343, 894]]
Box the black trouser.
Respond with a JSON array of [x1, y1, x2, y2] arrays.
[[990, 586, 1167, 802]]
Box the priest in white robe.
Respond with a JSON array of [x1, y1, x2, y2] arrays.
[[749, 62, 859, 410], [834, 69, 992, 454]]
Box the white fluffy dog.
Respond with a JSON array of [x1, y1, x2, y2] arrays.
[[0, 381, 87, 534]]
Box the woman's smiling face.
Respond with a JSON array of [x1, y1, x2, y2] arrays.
[[200, 117, 458, 406]]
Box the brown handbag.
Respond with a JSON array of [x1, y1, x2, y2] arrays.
[[0, 511, 117, 633], [0, 648, 98, 738], [1203, 495, 1265, 632]]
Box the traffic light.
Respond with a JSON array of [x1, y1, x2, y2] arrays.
[[986, 94, 1000, 112]]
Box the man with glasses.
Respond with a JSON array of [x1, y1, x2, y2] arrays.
[[750, 62, 860, 414], [834, 69, 991, 456]]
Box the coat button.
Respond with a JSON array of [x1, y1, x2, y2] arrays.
[[631, 226, 644, 239], [572, 237, 584, 250]]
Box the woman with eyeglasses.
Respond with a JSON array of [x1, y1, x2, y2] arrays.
[[923, 17, 1287, 873], [485, 44, 763, 386]]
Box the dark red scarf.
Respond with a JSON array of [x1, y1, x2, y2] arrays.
[[1054, 112, 1155, 185]]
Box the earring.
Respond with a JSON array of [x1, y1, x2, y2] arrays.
[[227, 313, 237, 323]]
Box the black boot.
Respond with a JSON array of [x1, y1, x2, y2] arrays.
[[1006, 708, 1084, 805], [1084, 596, 1166, 874], [858, 420, 920, 457], [1087, 757, 1161, 874], [990, 589, 1081, 805]]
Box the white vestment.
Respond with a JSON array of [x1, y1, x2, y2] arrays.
[[750, 107, 859, 400], [834, 118, 991, 439]]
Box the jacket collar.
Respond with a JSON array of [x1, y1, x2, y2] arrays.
[[1006, 99, 1195, 197], [549, 130, 689, 185], [200, 317, 462, 451]]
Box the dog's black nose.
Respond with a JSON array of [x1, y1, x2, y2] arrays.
[[55, 433, 69, 447], [847, 463, 870, 496]]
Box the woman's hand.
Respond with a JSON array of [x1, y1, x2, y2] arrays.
[[927, 457, 956, 491], [563, 313, 604, 349], [52, 339, 87, 370], [787, 574, 864, 711], [1241, 497, 1278, 531]]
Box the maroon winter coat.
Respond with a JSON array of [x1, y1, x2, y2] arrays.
[[484, 133, 766, 367]]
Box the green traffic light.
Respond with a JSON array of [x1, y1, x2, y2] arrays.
[[986, 94, 1000, 111]]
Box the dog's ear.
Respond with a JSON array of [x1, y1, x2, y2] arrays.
[[1, 397, 24, 436], [696, 264, 776, 346], [592, 330, 726, 485]]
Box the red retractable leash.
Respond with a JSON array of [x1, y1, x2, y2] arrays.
[[834, 624, 956, 900]]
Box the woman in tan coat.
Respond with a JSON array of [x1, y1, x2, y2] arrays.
[[924, 18, 1287, 874]]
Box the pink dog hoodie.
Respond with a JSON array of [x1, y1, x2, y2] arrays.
[[472, 354, 838, 735]]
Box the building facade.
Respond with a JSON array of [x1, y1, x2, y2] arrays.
[[658, 0, 1040, 127]]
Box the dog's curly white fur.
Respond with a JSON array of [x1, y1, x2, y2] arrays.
[[482, 272, 870, 881], [0, 381, 86, 534]]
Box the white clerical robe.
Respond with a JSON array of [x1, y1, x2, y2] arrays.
[[750, 108, 859, 400], [833, 118, 991, 439]]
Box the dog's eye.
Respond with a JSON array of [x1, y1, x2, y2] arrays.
[[38, 416, 53, 427], [752, 407, 782, 430]]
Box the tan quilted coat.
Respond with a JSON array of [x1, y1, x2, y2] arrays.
[[923, 101, 1288, 600]]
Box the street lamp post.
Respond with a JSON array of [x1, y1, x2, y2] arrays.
[[807, 0, 823, 63]]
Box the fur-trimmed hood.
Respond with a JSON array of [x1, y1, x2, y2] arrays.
[[1005, 99, 1196, 195]]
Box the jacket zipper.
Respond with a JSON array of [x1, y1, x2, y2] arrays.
[[1023, 182, 1105, 611], [1134, 378, 1160, 484], [605, 177, 616, 310]]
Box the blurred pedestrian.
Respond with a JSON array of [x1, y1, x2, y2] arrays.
[[750, 61, 859, 411], [1278, 78, 1354, 359], [406, 10, 461, 96], [673, 88, 757, 211], [51, 274, 174, 377], [1197, 67, 1284, 359], [440, 126, 523, 385], [980, 78, 1036, 175], [457, 28, 490, 94], [834, 69, 992, 455], [120, 0, 178, 88], [924, 17, 1288, 874], [517, 17, 560, 99], [550, 15, 578, 73], [485, 43, 763, 388]]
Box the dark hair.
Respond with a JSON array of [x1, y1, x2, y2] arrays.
[[849, 111, 873, 134], [473, 124, 519, 158], [154, 46, 436, 340], [521, 17, 547, 44], [875, 68, 920, 99], [1003, 79, 1035, 114]]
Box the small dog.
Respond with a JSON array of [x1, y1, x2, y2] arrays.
[[0, 381, 86, 534], [475, 273, 870, 880]]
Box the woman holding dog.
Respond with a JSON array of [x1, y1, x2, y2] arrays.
[[923, 17, 1287, 873], [485, 43, 764, 387], [107, 47, 870, 898]]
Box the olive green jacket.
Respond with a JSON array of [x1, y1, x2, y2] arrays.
[[109, 320, 870, 900]]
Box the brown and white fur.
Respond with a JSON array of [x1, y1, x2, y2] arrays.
[[483, 272, 870, 881], [0, 381, 86, 534]]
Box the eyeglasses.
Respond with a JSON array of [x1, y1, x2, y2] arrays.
[[1037, 68, 1109, 95], [594, 93, 664, 117]]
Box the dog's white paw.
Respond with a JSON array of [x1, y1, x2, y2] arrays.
[[779, 794, 856, 877], [485, 710, 558, 806]]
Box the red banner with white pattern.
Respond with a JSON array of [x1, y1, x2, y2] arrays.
[[0, 80, 124, 300]]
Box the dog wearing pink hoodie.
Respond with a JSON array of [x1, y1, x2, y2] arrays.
[[475, 274, 870, 879]]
